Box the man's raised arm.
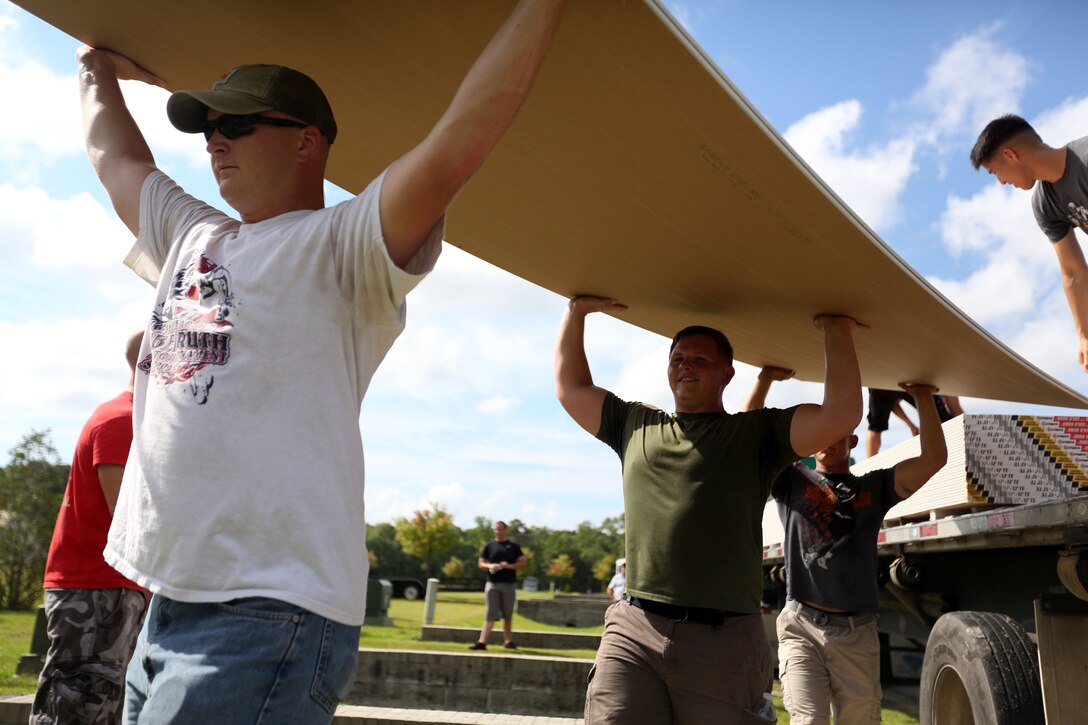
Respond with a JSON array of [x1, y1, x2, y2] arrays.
[[555, 296, 626, 435], [788, 315, 864, 457], [78, 46, 165, 236], [381, 0, 568, 268], [740, 366, 795, 412], [891, 384, 949, 499]]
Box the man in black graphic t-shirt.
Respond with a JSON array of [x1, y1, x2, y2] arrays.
[[745, 369, 947, 724]]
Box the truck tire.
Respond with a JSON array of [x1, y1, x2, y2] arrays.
[[919, 611, 1044, 725], [401, 582, 422, 600]]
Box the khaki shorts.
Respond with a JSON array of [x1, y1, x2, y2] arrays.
[[776, 602, 882, 725], [484, 581, 517, 621], [584, 599, 774, 724]]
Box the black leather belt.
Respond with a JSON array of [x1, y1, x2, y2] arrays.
[[785, 599, 875, 627], [627, 596, 747, 626]]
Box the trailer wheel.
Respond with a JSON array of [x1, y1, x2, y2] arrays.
[[402, 583, 422, 600], [919, 611, 1043, 725]]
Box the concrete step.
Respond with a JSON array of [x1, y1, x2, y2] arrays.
[[0, 696, 584, 725]]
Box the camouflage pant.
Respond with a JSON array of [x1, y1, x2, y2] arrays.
[[30, 588, 148, 725]]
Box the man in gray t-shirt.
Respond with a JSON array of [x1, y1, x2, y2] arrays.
[[972, 114, 1088, 373], [744, 369, 947, 725]]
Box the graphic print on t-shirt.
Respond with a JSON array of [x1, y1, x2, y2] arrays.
[[1066, 201, 1088, 231], [797, 470, 870, 570], [140, 250, 234, 404]]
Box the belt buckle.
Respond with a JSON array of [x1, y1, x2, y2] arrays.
[[675, 606, 689, 623]]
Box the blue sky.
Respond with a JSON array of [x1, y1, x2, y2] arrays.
[[2, 1, 1087, 529]]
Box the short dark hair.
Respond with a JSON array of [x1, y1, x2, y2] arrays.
[[669, 326, 734, 365], [495, 521, 507, 529], [971, 114, 1040, 169]]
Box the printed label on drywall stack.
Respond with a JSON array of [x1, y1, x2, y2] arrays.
[[964, 415, 1088, 505]]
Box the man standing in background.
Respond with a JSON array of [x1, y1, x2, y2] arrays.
[[31, 330, 147, 725], [470, 521, 527, 650], [607, 560, 626, 603]]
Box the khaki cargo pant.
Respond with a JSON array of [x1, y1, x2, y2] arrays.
[[584, 599, 775, 724], [776, 604, 881, 725]]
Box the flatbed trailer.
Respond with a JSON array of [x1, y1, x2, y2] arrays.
[[761, 414, 1088, 724]]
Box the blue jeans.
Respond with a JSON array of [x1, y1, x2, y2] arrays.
[[124, 595, 360, 724]]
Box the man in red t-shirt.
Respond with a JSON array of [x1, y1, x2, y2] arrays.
[[31, 330, 147, 725]]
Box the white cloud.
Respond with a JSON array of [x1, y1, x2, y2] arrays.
[[475, 395, 520, 415], [912, 26, 1032, 140], [928, 258, 1038, 327], [1035, 96, 1088, 149], [784, 100, 917, 232], [937, 183, 1043, 257], [0, 61, 83, 174], [0, 5, 17, 41], [0, 184, 131, 268], [0, 315, 148, 461]]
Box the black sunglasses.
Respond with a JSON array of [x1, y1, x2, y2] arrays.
[[201, 114, 309, 142]]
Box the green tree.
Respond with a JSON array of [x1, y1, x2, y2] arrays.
[[593, 554, 617, 591], [0, 431, 68, 609], [441, 555, 466, 578], [520, 546, 538, 578], [393, 503, 461, 578], [546, 553, 576, 591], [367, 522, 420, 575]]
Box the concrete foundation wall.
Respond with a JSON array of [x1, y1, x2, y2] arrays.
[[349, 648, 590, 717], [518, 597, 611, 627]]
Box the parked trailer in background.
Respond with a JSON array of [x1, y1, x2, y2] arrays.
[[762, 414, 1088, 725]]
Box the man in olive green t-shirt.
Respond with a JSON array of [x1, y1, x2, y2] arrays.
[[555, 295, 863, 725]]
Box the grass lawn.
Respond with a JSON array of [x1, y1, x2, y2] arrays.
[[0, 594, 920, 724], [0, 610, 43, 697], [362, 590, 601, 658]]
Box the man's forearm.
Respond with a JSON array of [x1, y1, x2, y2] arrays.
[[80, 51, 154, 182], [555, 305, 593, 392], [915, 394, 947, 464], [428, 0, 566, 186], [1062, 273, 1088, 339], [741, 378, 772, 413], [820, 322, 863, 434]]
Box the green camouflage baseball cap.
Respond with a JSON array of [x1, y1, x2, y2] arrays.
[[167, 64, 337, 143]]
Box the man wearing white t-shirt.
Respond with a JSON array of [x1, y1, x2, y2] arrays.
[[76, 3, 569, 722], [607, 560, 626, 602]]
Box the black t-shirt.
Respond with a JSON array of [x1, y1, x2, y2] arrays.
[[481, 540, 523, 583], [773, 463, 900, 613]]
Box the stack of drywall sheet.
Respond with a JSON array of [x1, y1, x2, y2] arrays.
[[858, 414, 1088, 521]]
